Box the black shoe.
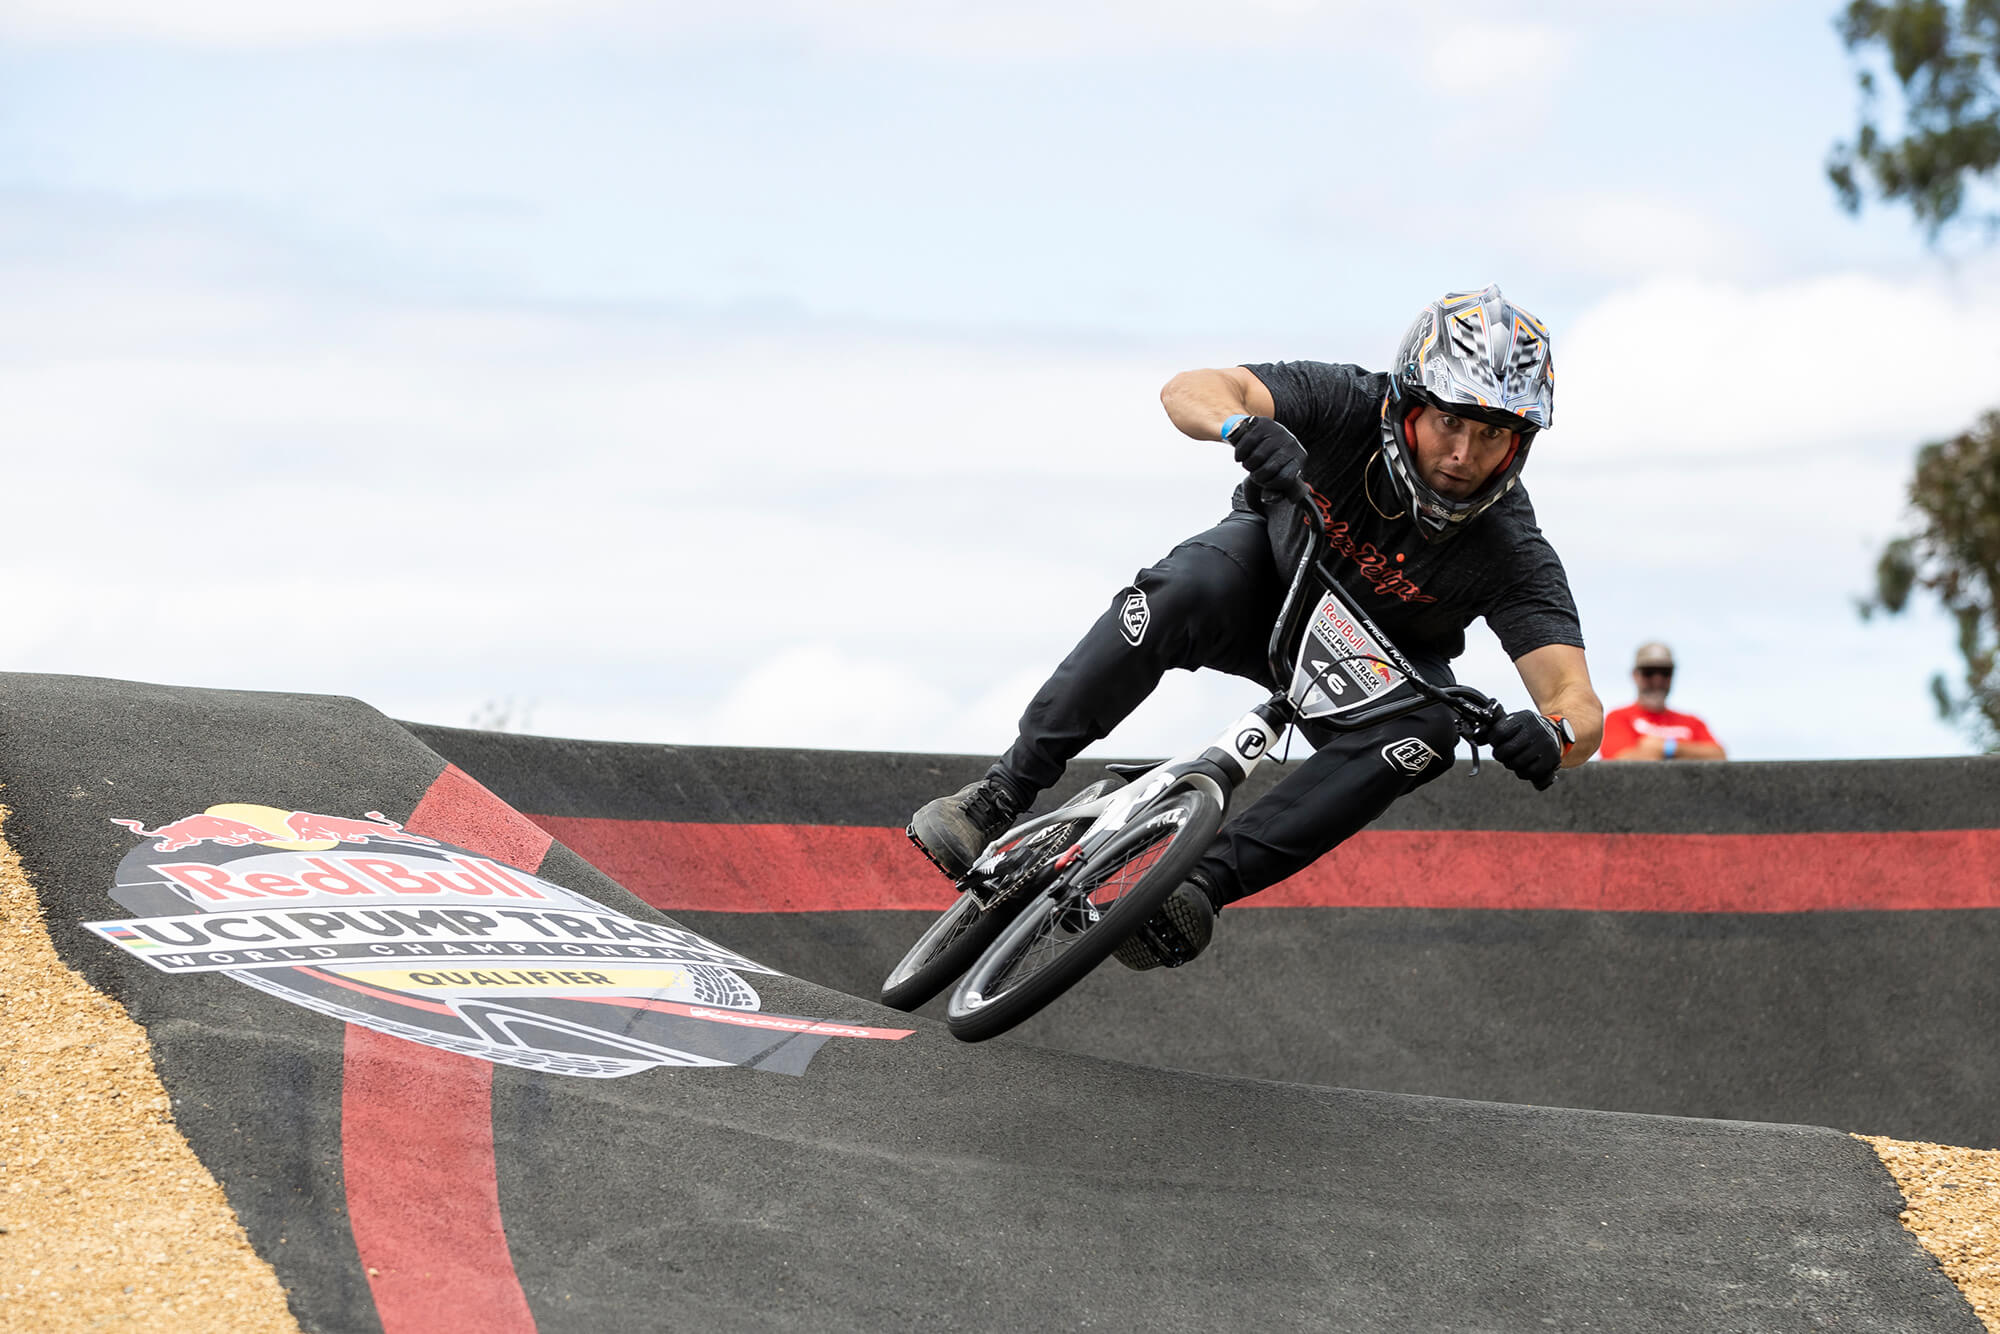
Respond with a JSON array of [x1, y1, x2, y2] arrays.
[[907, 776, 1024, 880], [1113, 873, 1219, 971]]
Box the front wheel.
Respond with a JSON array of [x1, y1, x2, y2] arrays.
[[945, 782, 1224, 1043], [880, 890, 1011, 1012]]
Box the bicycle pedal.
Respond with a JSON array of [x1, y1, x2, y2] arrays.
[[904, 826, 960, 882]]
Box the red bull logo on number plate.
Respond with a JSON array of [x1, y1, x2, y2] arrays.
[[86, 802, 911, 1078]]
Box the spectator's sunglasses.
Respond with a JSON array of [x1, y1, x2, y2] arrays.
[[1636, 666, 1674, 680]]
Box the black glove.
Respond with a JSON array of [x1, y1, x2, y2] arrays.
[[1224, 416, 1306, 490], [1487, 710, 1569, 789]]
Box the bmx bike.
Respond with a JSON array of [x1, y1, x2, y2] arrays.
[[881, 479, 1518, 1043]]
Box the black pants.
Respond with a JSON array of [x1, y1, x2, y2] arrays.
[[992, 510, 1460, 907]]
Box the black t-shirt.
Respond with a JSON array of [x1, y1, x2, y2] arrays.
[[1238, 360, 1583, 663]]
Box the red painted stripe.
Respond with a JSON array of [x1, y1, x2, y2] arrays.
[[529, 816, 2000, 914], [343, 764, 551, 1334], [532, 816, 952, 912], [342, 1032, 525, 1333], [1265, 828, 2000, 912], [409, 764, 555, 872]]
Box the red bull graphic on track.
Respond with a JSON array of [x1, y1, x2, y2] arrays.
[[86, 802, 912, 1078]]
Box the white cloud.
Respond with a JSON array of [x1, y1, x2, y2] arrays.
[[0, 192, 1978, 761], [0, 192, 1241, 745], [674, 644, 956, 751], [0, 0, 608, 43], [1517, 273, 1991, 757], [0, 0, 1527, 57], [1557, 267, 2000, 462], [1531, 194, 1761, 281], [0, 0, 1368, 47], [1420, 20, 1577, 90], [1286, 187, 1760, 290]]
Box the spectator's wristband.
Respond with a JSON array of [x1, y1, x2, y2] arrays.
[[1220, 413, 1250, 442], [1663, 737, 1679, 759]]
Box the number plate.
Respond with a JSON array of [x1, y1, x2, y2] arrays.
[[1288, 592, 1407, 720]]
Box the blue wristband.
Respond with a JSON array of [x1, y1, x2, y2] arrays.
[[1663, 737, 1678, 759], [1220, 413, 1250, 442]]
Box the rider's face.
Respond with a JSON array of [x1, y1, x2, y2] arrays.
[[1409, 406, 1518, 500]]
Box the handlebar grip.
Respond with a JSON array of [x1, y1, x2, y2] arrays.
[[1289, 476, 1321, 525]]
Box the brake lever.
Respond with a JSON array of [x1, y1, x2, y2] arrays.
[[1456, 698, 1505, 778]]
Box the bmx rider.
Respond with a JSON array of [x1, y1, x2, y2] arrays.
[[909, 286, 1604, 969]]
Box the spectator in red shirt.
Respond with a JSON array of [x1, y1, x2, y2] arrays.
[[1600, 642, 1726, 762]]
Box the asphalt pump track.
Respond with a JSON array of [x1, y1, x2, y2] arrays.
[[4, 671, 1997, 1332]]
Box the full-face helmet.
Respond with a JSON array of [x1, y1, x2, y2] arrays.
[[1379, 285, 1555, 542]]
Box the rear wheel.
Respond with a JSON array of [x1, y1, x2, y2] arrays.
[[878, 778, 1122, 1012], [944, 783, 1224, 1042]]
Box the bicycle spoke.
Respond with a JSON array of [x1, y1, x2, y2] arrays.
[[982, 828, 1171, 994], [1078, 833, 1171, 911]]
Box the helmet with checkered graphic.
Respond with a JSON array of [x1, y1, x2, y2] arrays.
[[1378, 285, 1554, 542]]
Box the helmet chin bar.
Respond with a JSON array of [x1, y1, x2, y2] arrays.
[[1378, 387, 1537, 543]]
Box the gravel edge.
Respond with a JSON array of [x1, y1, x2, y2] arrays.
[[0, 804, 301, 1332], [1858, 1132, 2000, 1331]]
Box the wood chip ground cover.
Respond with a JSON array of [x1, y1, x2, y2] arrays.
[[0, 807, 298, 1332], [1861, 1133, 2000, 1332]]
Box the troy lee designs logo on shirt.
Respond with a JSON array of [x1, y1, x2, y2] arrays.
[[1304, 489, 1435, 604]]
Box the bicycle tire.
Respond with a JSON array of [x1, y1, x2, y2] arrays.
[[878, 779, 1122, 1012], [944, 782, 1224, 1043]]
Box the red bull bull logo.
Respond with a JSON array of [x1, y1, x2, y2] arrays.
[[110, 805, 439, 852], [282, 811, 436, 846], [110, 813, 287, 852]]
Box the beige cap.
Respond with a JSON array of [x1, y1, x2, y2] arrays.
[[1633, 641, 1675, 669]]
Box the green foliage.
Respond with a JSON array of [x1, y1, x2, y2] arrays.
[[1827, 0, 2000, 237], [1832, 3, 2000, 747], [1860, 411, 2000, 749]]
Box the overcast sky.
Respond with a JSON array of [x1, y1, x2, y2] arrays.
[[3, 0, 1992, 762]]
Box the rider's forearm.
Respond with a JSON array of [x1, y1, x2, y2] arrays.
[[1513, 644, 1602, 767], [1551, 691, 1603, 766], [1160, 368, 1263, 442], [1531, 683, 1602, 767]]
